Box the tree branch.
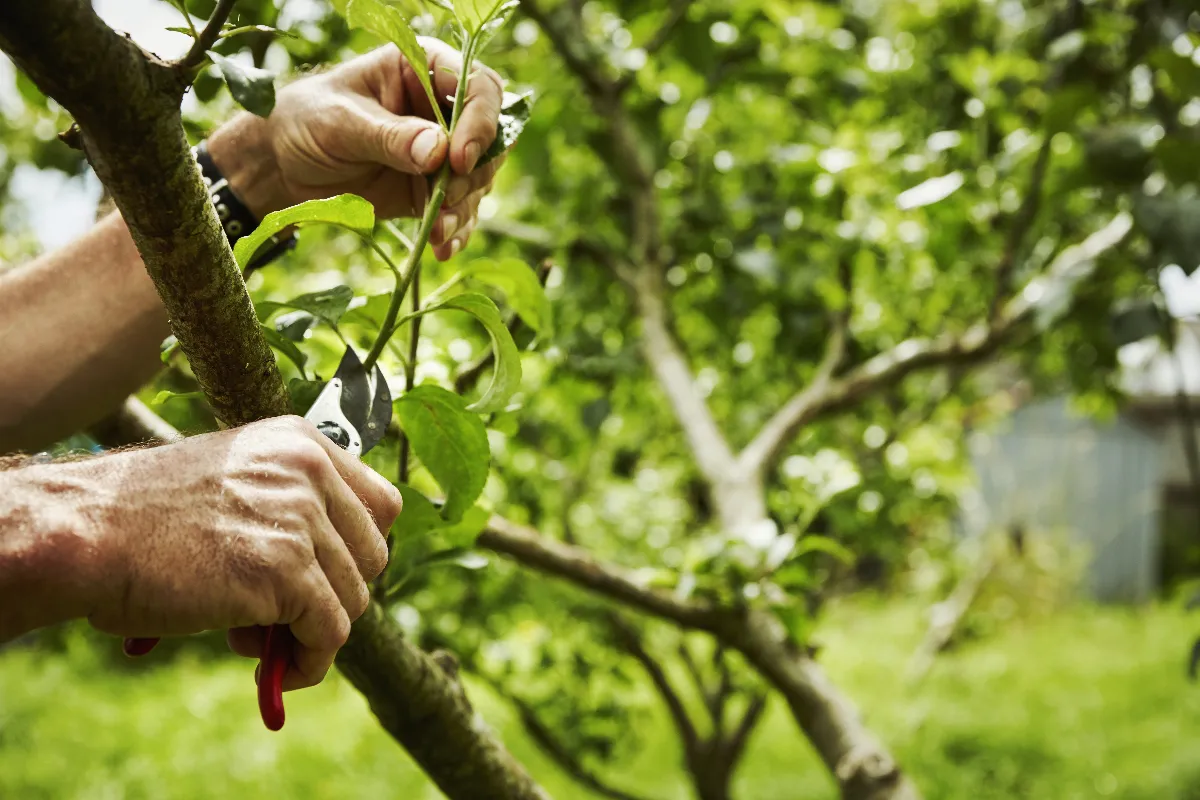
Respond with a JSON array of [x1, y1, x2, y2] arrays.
[[724, 692, 768, 769], [179, 0, 238, 71], [487, 681, 654, 800], [479, 515, 921, 797], [607, 615, 700, 753], [518, 0, 615, 99], [337, 604, 552, 800], [613, 0, 689, 93], [634, 269, 739, 485], [989, 137, 1052, 320], [479, 515, 720, 630], [737, 213, 1134, 479], [0, 6, 549, 796]]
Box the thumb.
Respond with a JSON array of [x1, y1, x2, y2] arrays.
[[360, 108, 448, 175]]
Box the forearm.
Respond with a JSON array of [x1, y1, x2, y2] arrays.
[[0, 212, 169, 453], [0, 460, 108, 641], [0, 118, 275, 456]]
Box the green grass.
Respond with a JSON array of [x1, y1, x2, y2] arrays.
[[3, 601, 1200, 799]]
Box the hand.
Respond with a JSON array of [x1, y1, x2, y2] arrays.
[[208, 40, 506, 261], [72, 416, 402, 690]]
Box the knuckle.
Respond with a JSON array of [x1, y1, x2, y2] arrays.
[[327, 610, 352, 650], [363, 538, 390, 582], [348, 578, 371, 620]]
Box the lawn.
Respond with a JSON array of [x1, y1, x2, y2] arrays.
[[2, 599, 1199, 799]]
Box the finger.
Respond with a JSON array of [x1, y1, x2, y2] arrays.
[[355, 101, 449, 176], [435, 217, 477, 262], [227, 626, 264, 658], [432, 185, 487, 245], [283, 569, 350, 691], [321, 475, 389, 586], [444, 153, 504, 206], [416, 37, 504, 174], [303, 420, 404, 533]]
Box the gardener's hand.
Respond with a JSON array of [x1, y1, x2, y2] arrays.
[[60, 416, 400, 689], [207, 40, 506, 262]]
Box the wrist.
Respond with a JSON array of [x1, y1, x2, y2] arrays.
[[0, 462, 115, 640], [206, 112, 292, 220]]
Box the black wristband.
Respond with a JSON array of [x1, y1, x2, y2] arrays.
[[193, 140, 296, 272]]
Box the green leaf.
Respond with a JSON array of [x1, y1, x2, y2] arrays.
[[439, 506, 489, 548], [479, 92, 533, 168], [422, 292, 522, 412], [452, 0, 517, 36], [260, 323, 308, 377], [394, 385, 490, 522], [346, 0, 446, 126], [165, 26, 195, 35], [792, 535, 855, 565], [275, 310, 317, 341], [459, 257, 552, 335], [284, 286, 354, 328], [394, 483, 447, 539], [288, 378, 325, 415], [152, 390, 205, 406], [207, 51, 276, 118], [234, 195, 375, 269]]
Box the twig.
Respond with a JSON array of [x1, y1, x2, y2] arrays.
[[725, 692, 768, 768], [988, 137, 1052, 320], [607, 615, 699, 752], [399, 269, 421, 484], [178, 0, 238, 71]]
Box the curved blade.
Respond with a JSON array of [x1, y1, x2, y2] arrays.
[[331, 347, 391, 455]]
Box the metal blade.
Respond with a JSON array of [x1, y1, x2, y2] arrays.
[[360, 361, 392, 454], [332, 346, 372, 438]]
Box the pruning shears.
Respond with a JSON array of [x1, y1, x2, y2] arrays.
[[123, 346, 392, 732]]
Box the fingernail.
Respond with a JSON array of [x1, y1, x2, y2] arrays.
[[464, 142, 481, 173], [442, 213, 460, 240], [412, 127, 443, 171]]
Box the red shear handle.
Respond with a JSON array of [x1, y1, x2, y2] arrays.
[[123, 637, 159, 657], [257, 623, 292, 731]]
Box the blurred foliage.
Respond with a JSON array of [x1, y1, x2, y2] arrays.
[[6, 0, 1200, 794]]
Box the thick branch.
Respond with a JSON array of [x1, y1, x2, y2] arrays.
[[479, 515, 719, 630], [634, 271, 739, 485], [337, 604, 551, 800], [0, 1, 289, 426], [738, 213, 1134, 479]]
